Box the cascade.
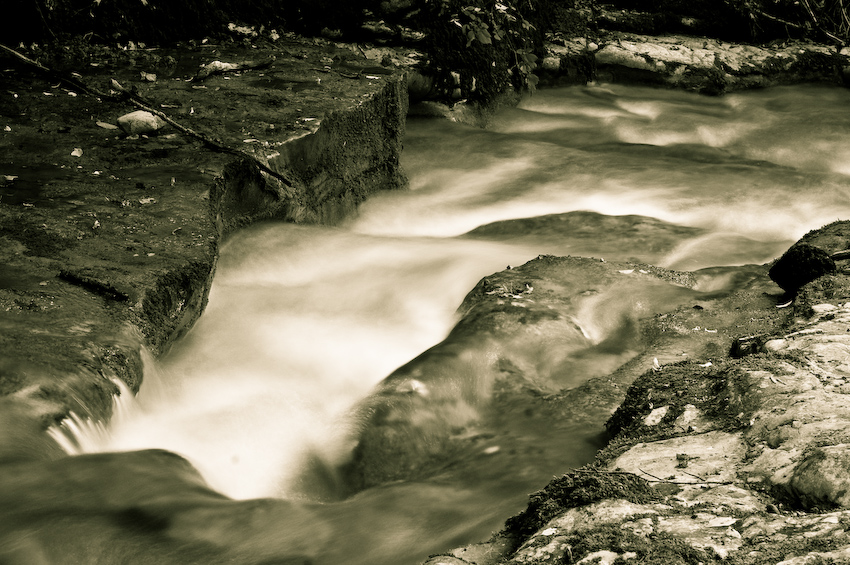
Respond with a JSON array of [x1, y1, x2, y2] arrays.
[[30, 83, 850, 565]]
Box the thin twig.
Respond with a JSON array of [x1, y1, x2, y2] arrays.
[[571, 468, 736, 486], [638, 468, 734, 485], [1, 42, 117, 98], [33, 0, 58, 41]]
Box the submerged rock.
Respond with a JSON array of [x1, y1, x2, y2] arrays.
[[339, 255, 699, 493], [429, 222, 850, 565]]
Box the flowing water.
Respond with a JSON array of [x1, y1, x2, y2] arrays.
[[8, 83, 850, 564]]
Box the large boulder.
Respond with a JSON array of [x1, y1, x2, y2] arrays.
[[339, 255, 699, 492]]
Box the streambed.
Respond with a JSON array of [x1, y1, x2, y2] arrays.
[[6, 83, 850, 565]]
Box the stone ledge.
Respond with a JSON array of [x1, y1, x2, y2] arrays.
[[540, 34, 850, 93], [0, 36, 409, 456]]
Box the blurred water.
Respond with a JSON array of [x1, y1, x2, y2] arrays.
[[34, 83, 850, 564]]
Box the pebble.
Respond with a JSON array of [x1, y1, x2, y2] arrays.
[[764, 339, 788, 352], [117, 110, 166, 136]]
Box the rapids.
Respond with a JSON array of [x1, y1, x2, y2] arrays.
[[12, 83, 850, 565]]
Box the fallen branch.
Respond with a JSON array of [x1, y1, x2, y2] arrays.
[[0, 42, 298, 193], [799, 0, 847, 46], [109, 79, 298, 192], [0, 42, 113, 99]]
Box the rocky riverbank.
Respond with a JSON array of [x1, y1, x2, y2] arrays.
[[422, 222, 850, 564], [540, 33, 850, 94]]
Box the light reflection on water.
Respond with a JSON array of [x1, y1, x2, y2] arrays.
[[31, 83, 850, 564]]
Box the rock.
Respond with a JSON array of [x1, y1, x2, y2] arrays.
[[577, 550, 630, 564], [423, 537, 513, 565], [730, 334, 765, 358], [777, 547, 850, 565], [789, 444, 850, 508], [768, 242, 836, 294], [407, 71, 436, 101], [422, 557, 470, 565], [538, 35, 850, 93], [763, 338, 788, 352], [116, 110, 167, 136], [797, 220, 850, 256], [340, 256, 697, 493], [642, 405, 669, 425]]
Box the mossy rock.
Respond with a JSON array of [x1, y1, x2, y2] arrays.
[[604, 361, 748, 439], [504, 470, 659, 540]]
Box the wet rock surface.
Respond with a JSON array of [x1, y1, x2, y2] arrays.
[[341, 255, 700, 493], [424, 221, 850, 565], [0, 35, 409, 440]]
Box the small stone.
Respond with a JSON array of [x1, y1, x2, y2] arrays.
[[70, 147, 83, 157], [578, 550, 621, 565], [643, 405, 669, 426], [674, 404, 702, 431], [764, 339, 788, 352], [708, 516, 738, 527], [117, 110, 167, 136]]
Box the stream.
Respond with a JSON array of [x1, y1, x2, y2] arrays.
[[10, 83, 850, 564]]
